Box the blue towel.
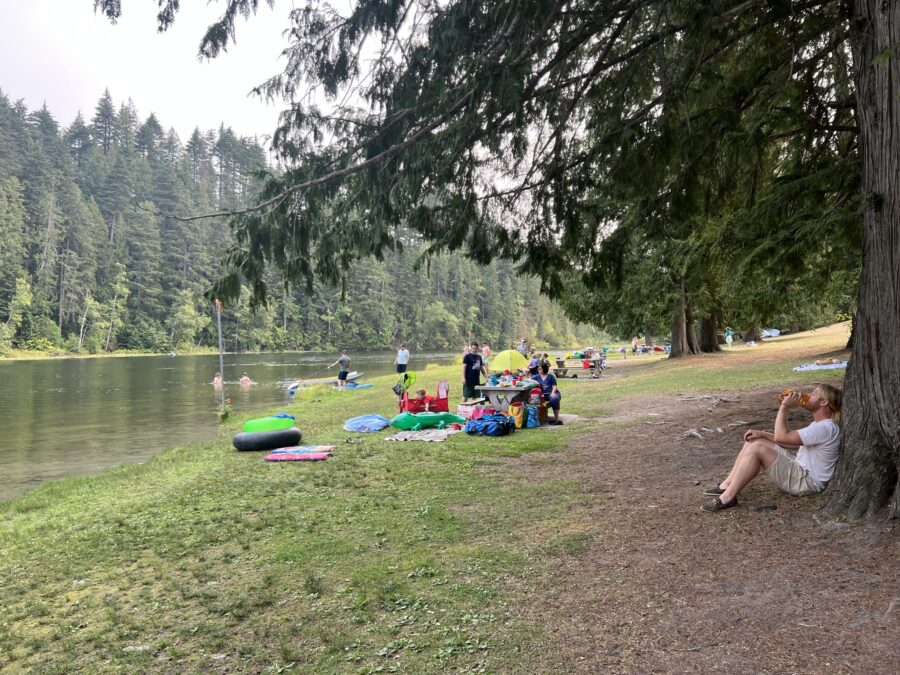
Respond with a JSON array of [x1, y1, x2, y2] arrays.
[[792, 361, 848, 372], [343, 414, 391, 433]]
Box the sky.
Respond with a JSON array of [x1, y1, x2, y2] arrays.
[[0, 0, 297, 142]]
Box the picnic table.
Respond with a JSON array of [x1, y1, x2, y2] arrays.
[[475, 384, 532, 412]]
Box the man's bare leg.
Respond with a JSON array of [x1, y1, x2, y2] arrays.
[[719, 442, 779, 503], [720, 439, 779, 489]]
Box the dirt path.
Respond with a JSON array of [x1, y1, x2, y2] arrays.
[[510, 386, 899, 673]]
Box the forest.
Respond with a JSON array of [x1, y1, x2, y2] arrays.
[[0, 89, 591, 354]]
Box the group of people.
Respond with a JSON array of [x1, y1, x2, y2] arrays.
[[461, 341, 563, 424], [210, 342, 844, 513], [211, 371, 255, 388]]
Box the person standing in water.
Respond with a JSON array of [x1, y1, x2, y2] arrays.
[[212, 372, 223, 388], [239, 372, 255, 387], [330, 349, 351, 388]]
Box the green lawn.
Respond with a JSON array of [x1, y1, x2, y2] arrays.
[[0, 327, 848, 672]]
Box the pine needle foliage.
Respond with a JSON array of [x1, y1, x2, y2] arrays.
[[95, 1, 861, 335]]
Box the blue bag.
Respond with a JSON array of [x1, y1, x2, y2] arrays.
[[525, 405, 540, 428], [465, 413, 515, 436]]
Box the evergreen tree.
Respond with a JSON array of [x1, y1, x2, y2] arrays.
[[63, 113, 93, 169], [136, 113, 163, 159], [90, 89, 117, 155], [0, 176, 27, 318]]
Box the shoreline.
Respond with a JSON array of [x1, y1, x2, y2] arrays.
[[0, 325, 864, 672]]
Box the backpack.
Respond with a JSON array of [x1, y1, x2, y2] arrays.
[[392, 371, 416, 396], [465, 413, 515, 436], [525, 405, 541, 428]]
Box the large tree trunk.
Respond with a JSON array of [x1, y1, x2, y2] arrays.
[[699, 313, 721, 353], [846, 314, 856, 351], [685, 295, 700, 354], [826, 1, 900, 520], [669, 282, 700, 358], [643, 329, 653, 347], [743, 326, 762, 342]]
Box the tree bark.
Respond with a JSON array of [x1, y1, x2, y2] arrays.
[[105, 289, 118, 352], [826, 1, 900, 519], [699, 313, 721, 353], [669, 281, 700, 358], [846, 314, 856, 350], [685, 295, 700, 354], [743, 326, 762, 342], [78, 301, 89, 350], [643, 329, 653, 347]]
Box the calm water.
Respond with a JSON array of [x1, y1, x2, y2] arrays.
[[0, 351, 456, 501]]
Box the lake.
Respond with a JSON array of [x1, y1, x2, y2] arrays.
[[0, 351, 457, 501]]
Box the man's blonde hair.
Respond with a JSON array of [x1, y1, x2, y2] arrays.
[[818, 383, 843, 424]]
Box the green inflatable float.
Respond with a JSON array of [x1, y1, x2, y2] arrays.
[[389, 411, 466, 431], [243, 416, 296, 433]]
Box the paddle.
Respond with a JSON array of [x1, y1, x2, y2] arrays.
[[286, 364, 333, 389]]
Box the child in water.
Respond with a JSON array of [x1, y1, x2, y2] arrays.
[[212, 372, 223, 388]]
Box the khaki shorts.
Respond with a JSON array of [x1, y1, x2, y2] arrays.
[[765, 447, 819, 496]]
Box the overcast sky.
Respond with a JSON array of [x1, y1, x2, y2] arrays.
[[0, 1, 297, 143]]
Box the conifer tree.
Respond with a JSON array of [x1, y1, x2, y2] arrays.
[[91, 89, 117, 155], [0, 176, 27, 317]]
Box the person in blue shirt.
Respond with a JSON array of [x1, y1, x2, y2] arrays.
[[533, 362, 562, 425]]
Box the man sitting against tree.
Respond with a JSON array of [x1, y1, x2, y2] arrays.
[[701, 383, 842, 512]]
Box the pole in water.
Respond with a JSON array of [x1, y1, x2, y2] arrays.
[[215, 298, 226, 413]]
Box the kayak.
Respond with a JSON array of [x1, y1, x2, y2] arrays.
[[286, 371, 364, 390]]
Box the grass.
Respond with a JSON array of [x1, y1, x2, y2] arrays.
[[0, 325, 849, 672]]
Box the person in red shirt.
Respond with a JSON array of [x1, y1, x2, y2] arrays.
[[406, 389, 435, 413]]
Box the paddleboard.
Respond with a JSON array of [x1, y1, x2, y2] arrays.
[[286, 371, 364, 390]]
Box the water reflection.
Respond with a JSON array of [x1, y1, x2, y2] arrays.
[[0, 351, 455, 501]]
